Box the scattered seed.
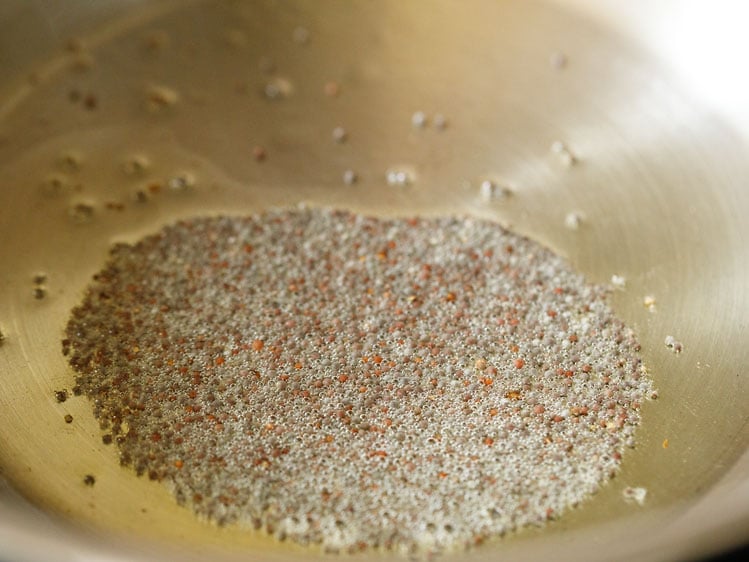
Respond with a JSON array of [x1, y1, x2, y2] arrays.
[[564, 211, 583, 230], [54, 390, 68, 403], [622, 486, 647, 506], [68, 202, 96, 224], [664, 335, 683, 354], [64, 414, 74, 424], [122, 155, 150, 176], [550, 141, 577, 167], [411, 111, 427, 129], [550, 51, 567, 69], [168, 171, 196, 192], [292, 26, 310, 44], [611, 275, 626, 289], [252, 146, 267, 162], [83, 474, 96, 487], [33, 273, 48, 285], [343, 169, 358, 185], [332, 126, 347, 144], [385, 168, 413, 187], [324, 81, 340, 97], [145, 84, 180, 112], [479, 180, 511, 202], [263, 77, 293, 100]]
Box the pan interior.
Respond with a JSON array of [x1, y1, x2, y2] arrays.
[[0, 1, 748, 560]]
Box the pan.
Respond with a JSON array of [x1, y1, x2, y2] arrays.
[[0, 1, 747, 560]]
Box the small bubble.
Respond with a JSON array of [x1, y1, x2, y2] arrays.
[[332, 127, 347, 144], [292, 26, 310, 44], [69, 201, 96, 223], [551, 141, 577, 167], [479, 180, 511, 202], [411, 111, 427, 129], [263, 77, 293, 100], [385, 168, 413, 187], [643, 295, 657, 312], [168, 171, 196, 192], [550, 51, 567, 70], [145, 84, 180, 112], [343, 170, 358, 185], [564, 211, 583, 230], [122, 155, 150, 176]]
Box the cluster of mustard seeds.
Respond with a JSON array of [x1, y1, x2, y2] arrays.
[[65, 207, 652, 554]]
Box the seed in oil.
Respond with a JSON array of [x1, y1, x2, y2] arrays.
[[34, 286, 47, 300], [143, 30, 170, 53], [551, 141, 577, 167], [550, 51, 567, 69], [33, 273, 48, 285], [145, 84, 180, 112], [57, 151, 83, 173], [343, 170, 358, 185], [411, 111, 427, 129], [168, 172, 196, 192], [292, 26, 310, 44], [564, 211, 583, 230], [40, 173, 71, 197], [224, 29, 247, 48], [332, 127, 347, 144], [610, 275, 626, 289], [479, 180, 511, 202], [122, 155, 150, 176], [263, 77, 293, 100], [385, 168, 413, 187], [324, 81, 340, 97], [68, 202, 96, 224]]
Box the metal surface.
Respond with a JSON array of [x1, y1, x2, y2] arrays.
[[0, 1, 748, 560]]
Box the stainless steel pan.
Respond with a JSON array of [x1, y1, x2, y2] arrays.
[[1, 1, 747, 560]]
